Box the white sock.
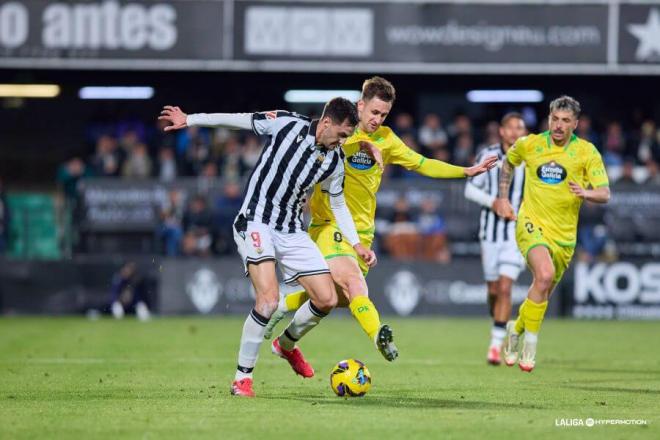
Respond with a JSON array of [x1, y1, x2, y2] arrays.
[[278, 300, 327, 351], [490, 325, 507, 348], [524, 331, 538, 345], [235, 309, 269, 381], [276, 294, 287, 313]]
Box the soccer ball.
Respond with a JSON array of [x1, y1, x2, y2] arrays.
[[330, 359, 372, 397]]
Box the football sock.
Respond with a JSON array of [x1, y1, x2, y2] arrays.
[[522, 299, 548, 334], [514, 300, 526, 334], [281, 290, 309, 313], [490, 321, 507, 348], [349, 296, 381, 341], [235, 308, 269, 380], [278, 300, 327, 351], [524, 331, 538, 345]]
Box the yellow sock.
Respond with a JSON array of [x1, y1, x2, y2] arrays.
[[284, 290, 309, 312], [514, 301, 526, 334], [349, 296, 381, 340], [523, 299, 549, 333]]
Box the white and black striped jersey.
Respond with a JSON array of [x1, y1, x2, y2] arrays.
[[467, 143, 525, 243], [239, 111, 345, 233]]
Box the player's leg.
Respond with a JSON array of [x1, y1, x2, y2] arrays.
[[491, 240, 524, 365], [263, 288, 309, 339], [486, 281, 498, 318], [514, 245, 555, 372], [328, 255, 398, 361], [482, 243, 499, 317], [271, 230, 337, 377], [517, 245, 573, 370], [232, 261, 279, 396], [264, 224, 336, 338], [481, 241, 501, 364], [230, 219, 279, 397], [272, 273, 337, 377], [487, 275, 513, 365]]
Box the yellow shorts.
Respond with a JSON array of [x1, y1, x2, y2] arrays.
[[515, 214, 575, 285], [308, 223, 374, 276]]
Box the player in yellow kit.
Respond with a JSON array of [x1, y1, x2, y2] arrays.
[[494, 96, 610, 372], [264, 77, 497, 361]]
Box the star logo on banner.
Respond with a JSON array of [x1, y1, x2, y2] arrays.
[[627, 8, 660, 61]]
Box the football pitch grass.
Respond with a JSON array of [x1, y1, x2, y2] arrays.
[[1, 317, 658, 439]]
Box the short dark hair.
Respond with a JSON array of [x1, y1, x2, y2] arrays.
[[361, 76, 396, 103], [549, 95, 581, 118], [501, 112, 524, 126], [321, 97, 359, 126]]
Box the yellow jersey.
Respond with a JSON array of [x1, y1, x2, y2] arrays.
[[507, 131, 609, 247], [309, 126, 429, 234]]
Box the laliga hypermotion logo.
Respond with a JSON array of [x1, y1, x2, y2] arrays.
[[186, 268, 222, 314], [385, 270, 421, 316]]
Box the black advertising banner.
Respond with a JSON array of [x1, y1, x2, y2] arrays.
[[159, 259, 259, 315], [2, 1, 660, 74], [0, 0, 224, 64], [158, 257, 544, 317], [376, 3, 607, 64], [234, 1, 608, 64], [619, 4, 660, 65], [571, 260, 660, 320]]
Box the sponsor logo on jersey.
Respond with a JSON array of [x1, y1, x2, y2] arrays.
[[347, 150, 375, 170], [537, 161, 567, 184]]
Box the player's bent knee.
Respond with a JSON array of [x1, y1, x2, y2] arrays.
[[313, 294, 338, 312], [254, 296, 279, 317], [345, 275, 367, 297], [534, 270, 555, 292]]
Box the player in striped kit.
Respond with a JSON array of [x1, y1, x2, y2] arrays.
[[465, 113, 527, 365], [160, 98, 376, 397]]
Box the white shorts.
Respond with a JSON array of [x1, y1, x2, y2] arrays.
[[481, 240, 525, 282], [233, 218, 330, 285]]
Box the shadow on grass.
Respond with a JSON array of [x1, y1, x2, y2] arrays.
[[570, 367, 660, 376], [262, 392, 544, 410], [567, 386, 660, 395]]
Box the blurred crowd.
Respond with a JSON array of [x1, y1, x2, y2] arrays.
[[56, 112, 660, 187], [53, 112, 660, 261]]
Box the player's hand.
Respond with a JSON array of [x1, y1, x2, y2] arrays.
[[464, 155, 498, 177], [493, 197, 516, 220], [359, 141, 384, 171], [568, 181, 588, 199], [159, 106, 188, 131], [354, 243, 377, 267]]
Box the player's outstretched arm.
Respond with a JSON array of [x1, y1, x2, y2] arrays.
[[568, 182, 611, 204], [464, 156, 498, 177], [493, 158, 517, 220], [159, 105, 253, 131], [415, 155, 497, 179]]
